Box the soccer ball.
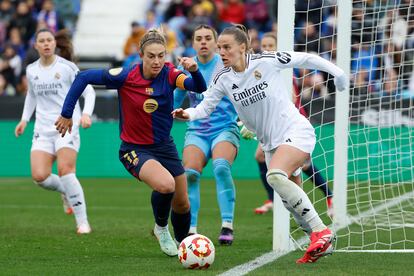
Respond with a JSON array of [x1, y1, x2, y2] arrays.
[[178, 234, 215, 269]]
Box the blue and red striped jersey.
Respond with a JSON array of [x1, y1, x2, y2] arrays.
[[105, 63, 185, 144]]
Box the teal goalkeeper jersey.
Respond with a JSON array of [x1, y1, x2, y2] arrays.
[[174, 54, 238, 136]]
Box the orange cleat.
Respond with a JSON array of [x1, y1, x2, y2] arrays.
[[254, 200, 273, 214]]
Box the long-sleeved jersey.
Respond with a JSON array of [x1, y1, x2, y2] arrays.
[[174, 54, 238, 136], [22, 56, 95, 134], [185, 51, 345, 151], [61, 62, 206, 145]]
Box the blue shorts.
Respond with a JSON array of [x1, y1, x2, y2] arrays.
[[184, 126, 240, 160], [119, 137, 185, 180]]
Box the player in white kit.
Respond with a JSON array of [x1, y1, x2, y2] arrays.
[[14, 29, 95, 234], [173, 24, 348, 263]]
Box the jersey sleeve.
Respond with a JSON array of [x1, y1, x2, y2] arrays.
[[21, 79, 36, 122], [81, 85, 96, 116], [168, 65, 206, 93], [185, 80, 226, 121], [270, 51, 345, 77]]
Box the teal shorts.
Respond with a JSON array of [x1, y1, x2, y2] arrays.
[[184, 126, 240, 160]]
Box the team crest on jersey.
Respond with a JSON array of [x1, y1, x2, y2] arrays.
[[254, 70, 262, 80], [146, 88, 154, 95], [109, 67, 123, 76], [54, 73, 61, 79], [143, 99, 158, 113]]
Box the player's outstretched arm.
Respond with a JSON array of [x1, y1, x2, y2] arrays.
[[275, 51, 349, 91], [171, 108, 190, 121], [14, 120, 27, 137]]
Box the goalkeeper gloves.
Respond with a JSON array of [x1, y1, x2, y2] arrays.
[[237, 121, 256, 140]]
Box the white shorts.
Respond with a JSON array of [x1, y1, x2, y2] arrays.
[[264, 123, 316, 177], [31, 128, 80, 155]]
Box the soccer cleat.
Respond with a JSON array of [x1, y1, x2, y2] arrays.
[[153, 225, 178, 256], [296, 244, 334, 264], [254, 200, 273, 214], [61, 193, 73, 215], [305, 228, 335, 261], [218, 227, 234, 245], [76, 222, 92, 234]]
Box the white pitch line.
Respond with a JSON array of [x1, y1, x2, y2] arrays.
[[219, 190, 414, 276]]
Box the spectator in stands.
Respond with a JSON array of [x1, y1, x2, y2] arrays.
[[9, 1, 37, 48], [37, 0, 65, 33], [53, 0, 81, 34], [0, 73, 7, 95], [182, 4, 212, 39], [122, 43, 141, 68], [7, 27, 25, 59], [0, 0, 14, 45], [245, 0, 271, 33], [123, 21, 146, 57], [0, 43, 21, 94], [216, 0, 246, 31], [295, 21, 322, 53]]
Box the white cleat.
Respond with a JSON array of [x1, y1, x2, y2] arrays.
[[153, 225, 178, 257], [77, 223, 92, 235]]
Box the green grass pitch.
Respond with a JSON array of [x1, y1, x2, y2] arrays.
[[1, 178, 413, 275]]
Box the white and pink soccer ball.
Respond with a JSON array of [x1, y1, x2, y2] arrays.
[[178, 234, 215, 269]]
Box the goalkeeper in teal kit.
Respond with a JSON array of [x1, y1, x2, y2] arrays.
[[174, 25, 239, 245]]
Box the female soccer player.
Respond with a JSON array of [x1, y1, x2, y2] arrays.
[[55, 29, 207, 257], [174, 25, 239, 245], [172, 25, 348, 263], [14, 29, 96, 234], [251, 32, 334, 216]]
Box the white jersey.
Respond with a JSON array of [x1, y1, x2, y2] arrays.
[[186, 51, 345, 151], [22, 56, 95, 134]]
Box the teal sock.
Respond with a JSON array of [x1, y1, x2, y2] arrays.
[[186, 168, 201, 228], [213, 158, 236, 225]]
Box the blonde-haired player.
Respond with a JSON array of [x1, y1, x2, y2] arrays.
[[173, 24, 348, 263]]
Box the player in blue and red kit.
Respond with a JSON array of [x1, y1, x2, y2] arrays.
[[55, 29, 207, 257]]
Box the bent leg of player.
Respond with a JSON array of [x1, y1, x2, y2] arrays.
[[30, 150, 65, 192], [302, 161, 334, 217], [57, 147, 90, 234], [212, 135, 238, 246], [171, 173, 191, 243], [265, 145, 334, 263], [255, 144, 274, 214], [139, 160, 177, 256]]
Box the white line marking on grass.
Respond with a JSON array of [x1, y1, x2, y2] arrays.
[[219, 190, 414, 276], [0, 204, 146, 211]]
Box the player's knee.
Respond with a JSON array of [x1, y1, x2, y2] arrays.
[[156, 178, 175, 194], [213, 159, 231, 178], [32, 172, 49, 184], [255, 150, 265, 163], [266, 169, 289, 189], [57, 164, 75, 176], [185, 168, 200, 184]]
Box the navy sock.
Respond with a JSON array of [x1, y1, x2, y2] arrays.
[[303, 163, 333, 198], [171, 210, 191, 242], [151, 191, 174, 227], [258, 161, 273, 201]]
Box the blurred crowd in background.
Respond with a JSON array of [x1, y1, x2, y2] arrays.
[[0, 0, 413, 100]]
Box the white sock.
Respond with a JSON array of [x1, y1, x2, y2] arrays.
[[60, 173, 88, 226], [155, 224, 168, 231], [35, 174, 65, 193], [267, 169, 326, 233], [222, 221, 233, 230], [189, 226, 197, 234]]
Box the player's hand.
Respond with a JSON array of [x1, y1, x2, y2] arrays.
[[171, 108, 190, 121], [14, 120, 27, 137], [334, 73, 348, 91], [80, 113, 92, 129], [55, 116, 73, 137], [178, 57, 198, 72], [237, 121, 256, 140]]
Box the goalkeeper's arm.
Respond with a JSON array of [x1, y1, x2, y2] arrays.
[[237, 121, 256, 140]]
